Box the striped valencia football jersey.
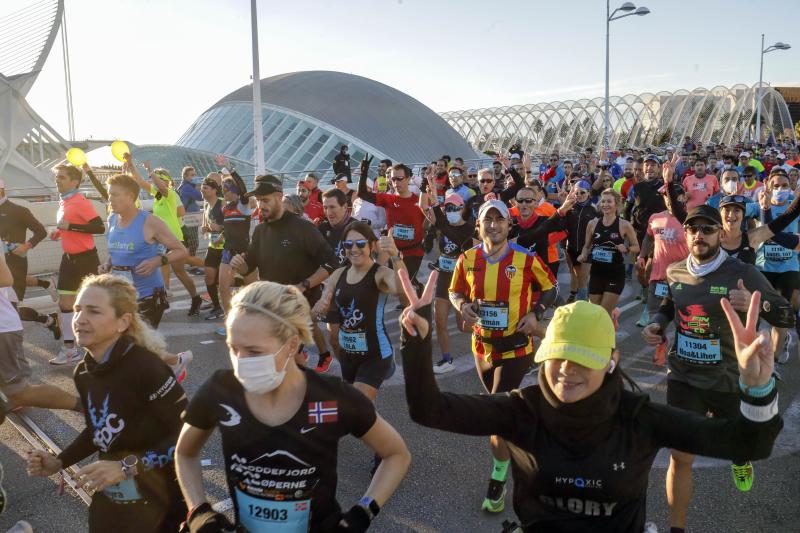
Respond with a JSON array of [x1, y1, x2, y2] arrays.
[[450, 242, 556, 361]]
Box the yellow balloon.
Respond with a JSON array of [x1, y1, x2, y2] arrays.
[[111, 140, 130, 162], [66, 147, 87, 167]]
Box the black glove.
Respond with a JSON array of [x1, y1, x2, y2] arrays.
[[423, 228, 436, 254], [337, 504, 371, 532], [187, 502, 236, 533], [360, 154, 373, 178]]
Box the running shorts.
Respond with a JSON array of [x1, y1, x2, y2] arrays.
[[762, 270, 799, 301], [477, 353, 533, 394], [204, 247, 223, 269], [340, 352, 393, 389], [588, 264, 626, 295], [666, 379, 739, 419], [57, 249, 100, 294], [138, 288, 169, 329], [435, 269, 454, 300], [181, 225, 199, 256], [0, 331, 30, 395]]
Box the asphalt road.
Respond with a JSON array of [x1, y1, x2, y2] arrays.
[[2, 266, 799, 533]]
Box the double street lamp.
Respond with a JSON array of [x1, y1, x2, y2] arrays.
[[755, 34, 791, 143], [604, 1, 650, 152]]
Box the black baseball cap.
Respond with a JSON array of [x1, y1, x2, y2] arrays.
[[684, 205, 722, 226], [719, 194, 747, 211], [250, 174, 283, 196], [644, 154, 661, 164]]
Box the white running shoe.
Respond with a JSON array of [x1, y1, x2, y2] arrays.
[[171, 350, 193, 382], [777, 334, 791, 364], [6, 521, 34, 533], [433, 358, 455, 374], [49, 346, 82, 366], [46, 276, 59, 302]]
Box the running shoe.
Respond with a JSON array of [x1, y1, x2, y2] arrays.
[[46, 312, 61, 340], [314, 354, 333, 373], [6, 522, 33, 533], [433, 358, 455, 374], [777, 333, 791, 364], [171, 350, 193, 383], [731, 461, 754, 492], [200, 300, 215, 311], [205, 307, 225, 320], [49, 346, 82, 366], [636, 309, 650, 328], [187, 295, 203, 316], [482, 479, 506, 513], [215, 326, 226, 337], [46, 276, 59, 302]]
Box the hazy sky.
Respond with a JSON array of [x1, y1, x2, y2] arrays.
[[17, 0, 800, 145]]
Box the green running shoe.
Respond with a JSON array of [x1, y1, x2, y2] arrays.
[[482, 479, 506, 513], [731, 461, 754, 492]]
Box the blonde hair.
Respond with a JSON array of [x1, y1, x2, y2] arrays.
[[228, 282, 313, 345], [601, 187, 621, 206], [78, 274, 168, 359], [106, 173, 141, 198]]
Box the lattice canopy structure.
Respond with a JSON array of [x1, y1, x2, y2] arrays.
[[442, 84, 797, 155]]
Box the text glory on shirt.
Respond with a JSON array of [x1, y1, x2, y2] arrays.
[[182, 369, 377, 532]]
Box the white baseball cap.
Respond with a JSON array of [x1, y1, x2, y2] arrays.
[[739, 151, 751, 158], [477, 199, 510, 220]]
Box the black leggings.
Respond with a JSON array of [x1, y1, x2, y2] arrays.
[[477, 354, 533, 394]]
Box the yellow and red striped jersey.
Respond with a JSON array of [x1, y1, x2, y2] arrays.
[[450, 243, 556, 362]]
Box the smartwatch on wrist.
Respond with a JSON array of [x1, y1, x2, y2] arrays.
[[160, 254, 169, 266], [121, 454, 139, 478], [357, 496, 380, 520]]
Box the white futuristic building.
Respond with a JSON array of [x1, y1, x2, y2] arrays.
[[441, 84, 798, 155]]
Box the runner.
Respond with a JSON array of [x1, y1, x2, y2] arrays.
[[296, 180, 324, 222], [99, 173, 192, 379], [199, 178, 225, 320], [510, 184, 567, 278], [562, 178, 597, 303], [229, 174, 339, 366], [642, 205, 793, 532], [402, 270, 781, 532], [446, 167, 476, 202], [577, 188, 639, 315], [175, 166, 206, 275], [464, 158, 525, 221], [126, 158, 203, 316], [50, 164, 105, 365], [175, 281, 409, 532], [0, 239, 80, 415], [682, 157, 719, 209], [449, 199, 557, 513], [332, 174, 357, 209], [27, 274, 188, 532]]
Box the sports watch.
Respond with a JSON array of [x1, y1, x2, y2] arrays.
[[121, 455, 139, 478], [357, 496, 380, 520], [160, 254, 169, 266]]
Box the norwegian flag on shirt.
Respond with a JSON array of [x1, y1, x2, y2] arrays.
[[308, 401, 338, 424]]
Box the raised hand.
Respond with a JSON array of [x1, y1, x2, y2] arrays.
[[214, 154, 229, 168], [360, 153, 373, 175], [662, 152, 678, 184], [495, 153, 510, 169], [720, 291, 773, 389], [398, 269, 438, 337]]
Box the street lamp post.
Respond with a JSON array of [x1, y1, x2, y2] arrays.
[[755, 34, 791, 143], [604, 1, 650, 153], [251, 0, 266, 175]]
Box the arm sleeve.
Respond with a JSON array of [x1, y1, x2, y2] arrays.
[[401, 305, 518, 438], [767, 194, 800, 234], [86, 170, 109, 202], [230, 170, 249, 198], [244, 228, 260, 275], [640, 391, 782, 461], [771, 232, 799, 250], [358, 171, 377, 204], [22, 208, 47, 247], [138, 356, 189, 470], [57, 427, 97, 468], [667, 185, 687, 224], [743, 266, 795, 328], [515, 213, 566, 249], [68, 216, 106, 235]]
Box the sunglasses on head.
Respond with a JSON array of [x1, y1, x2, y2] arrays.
[[342, 239, 369, 250], [684, 224, 720, 235], [721, 194, 746, 204]]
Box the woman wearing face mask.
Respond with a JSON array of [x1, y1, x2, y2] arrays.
[[399, 271, 782, 533], [577, 189, 639, 315], [27, 274, 188, 532], [176, 281, 410, 533], [425, 193, 477, 373]]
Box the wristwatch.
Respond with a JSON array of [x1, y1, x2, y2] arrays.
[[160, 254, 169, 266], [120, 454, 139, 478], [300, 279, 311, 290], [357, 496, 380, 520]]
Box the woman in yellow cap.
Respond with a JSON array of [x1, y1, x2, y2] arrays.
[[398, 270, 782, 532]]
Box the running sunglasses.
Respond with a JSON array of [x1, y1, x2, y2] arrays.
[[444, 205, 463, 212], [342, 239, 369, 249], [479, 179, 494, 184], [391, 176, 407, 182], [516, 198, 536, 204], [684, 224, 720, 235]]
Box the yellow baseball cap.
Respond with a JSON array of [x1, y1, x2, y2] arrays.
[[534, 301, 615, 370]]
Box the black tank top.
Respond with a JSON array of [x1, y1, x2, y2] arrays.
[[334, 263, 392, 359], [722, 231, 756, 265], [590, 216, 625, 267]]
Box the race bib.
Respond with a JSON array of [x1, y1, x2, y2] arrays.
[[654, 281, 669, 298], [103, 477, 142, 503], [676, 333, 721, 363], [477, 301, 509, 331], [392, 224, 415, 241], [236, 487, 310, 533], [591, 248, 613, 263], [339, 330, 368, 353], [111, 268, 135, 285], [438, 256, 456, 272], [764, 243, 793, 262]]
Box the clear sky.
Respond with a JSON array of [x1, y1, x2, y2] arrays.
[[18, 0, 800, 146]]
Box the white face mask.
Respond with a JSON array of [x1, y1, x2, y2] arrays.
[[230, 342, 290, 394], [721, 180, 738, 195], [446, 211, 463, 224]]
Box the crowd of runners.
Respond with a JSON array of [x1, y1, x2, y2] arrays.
[[0, 139, 797, 532]]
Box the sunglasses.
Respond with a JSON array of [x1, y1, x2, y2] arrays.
[[516, 198, 535, 204], [468, 174, 477, 178], [721, 195, 746, 204], [479, 179, 494, 184], [391, 176, 407, 182], [342, 239, 369, 250], [449, 174, 462, 179], [444, 205, 463, 212], [684, 224, 720, 235]]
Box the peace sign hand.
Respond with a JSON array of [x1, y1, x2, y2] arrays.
[[720, 290, 773, 389], [360, 153, 373, 173], [662, 152, 679, 184], [398, 269, 438, 338], [496, 153, 510, 170]]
